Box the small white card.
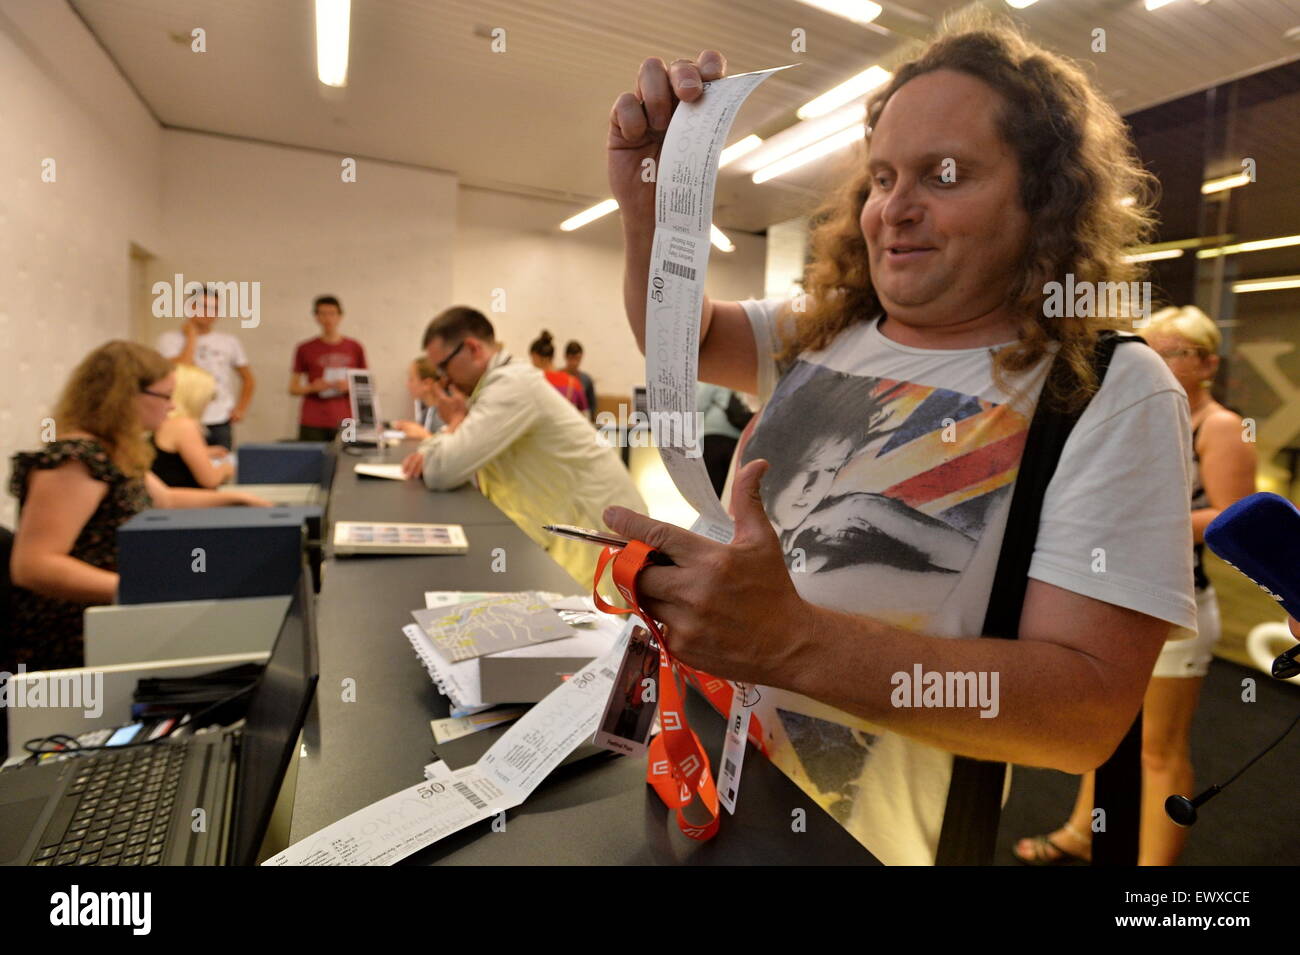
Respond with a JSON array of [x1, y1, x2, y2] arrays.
[[430, 707, 526, 744], [353, 462, 407, 480], [717, 683, 755, 815]]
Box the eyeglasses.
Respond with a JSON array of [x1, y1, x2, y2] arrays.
[[435, 340, 465, 378], [140, 388, 173, 401]]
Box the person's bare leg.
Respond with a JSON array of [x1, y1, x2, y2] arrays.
[[1013, 772, 1094, 862], [1139, 675, 1204, 866], [1069, 770, 1095, 838]]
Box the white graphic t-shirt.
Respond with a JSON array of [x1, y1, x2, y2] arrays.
[[156, 330, 249, 425], [735, 297, 1198, 866]]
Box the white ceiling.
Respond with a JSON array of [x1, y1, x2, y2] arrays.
[[70, 0, 1300, 234]]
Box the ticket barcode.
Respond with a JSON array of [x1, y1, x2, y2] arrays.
[[663, 259, 696, 281], [453, 781, 488, 810]]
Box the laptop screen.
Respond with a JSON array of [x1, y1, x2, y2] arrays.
[[228, 563, 318, 866], [347, 370, 380, 435]]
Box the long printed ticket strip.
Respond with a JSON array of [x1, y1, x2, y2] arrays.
[[645, 64, 794, 540], [587, 67, 795, 830], [262, 768, 513, 866], [264, 624, 632, 866]]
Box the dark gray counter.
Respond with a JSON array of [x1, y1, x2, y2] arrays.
[[290, 441, 877, 864]]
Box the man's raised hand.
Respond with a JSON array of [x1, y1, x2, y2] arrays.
[[607, 51, 727, 223]]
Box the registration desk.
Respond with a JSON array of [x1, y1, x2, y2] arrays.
[[290, 443, 876, 864]]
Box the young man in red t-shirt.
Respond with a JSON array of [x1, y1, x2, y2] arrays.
[[289, 296, 368, 441]]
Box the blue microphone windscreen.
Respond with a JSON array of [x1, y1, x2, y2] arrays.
[[1204, 492, 1300, 618]]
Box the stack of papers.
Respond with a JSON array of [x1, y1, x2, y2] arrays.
[[410, 592, 575, 662], [402, 591, 626, 713]]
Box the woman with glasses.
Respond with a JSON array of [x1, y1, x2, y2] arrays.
[[7, 341, 270, 672], [1016, 306, 1256, 865]]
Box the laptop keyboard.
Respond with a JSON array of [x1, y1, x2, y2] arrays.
[[29, 744, 187, 866]]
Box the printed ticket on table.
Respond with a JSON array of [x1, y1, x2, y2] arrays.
[[644, 65, 793, 542], [430, 707, 527, 744], [261, 767, 515, 866], [476, 622, 633, 800]]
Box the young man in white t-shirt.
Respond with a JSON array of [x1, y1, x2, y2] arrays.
[[156, 288, 255, 451], [602, 25, 1196, 865]]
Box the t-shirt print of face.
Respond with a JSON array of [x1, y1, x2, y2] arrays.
[[739, 360, 1030, 623]]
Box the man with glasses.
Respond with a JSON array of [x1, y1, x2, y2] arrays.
[[400, 305, 646, 586]]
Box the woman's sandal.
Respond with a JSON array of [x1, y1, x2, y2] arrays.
[[1014, 823, 1091, 865]]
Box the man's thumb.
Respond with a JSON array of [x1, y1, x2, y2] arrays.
[[731, 458, 774, 542]]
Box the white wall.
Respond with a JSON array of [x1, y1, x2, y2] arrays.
[[766, 217, 810, 299], [148, 131, 457, 444], [0, 0, 163, 527], [452, 188, 767, 405]]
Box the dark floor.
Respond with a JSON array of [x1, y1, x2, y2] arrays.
[[995, 656, 1300, 865]]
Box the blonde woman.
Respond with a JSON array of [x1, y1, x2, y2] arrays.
[[8, 341, 271, 671], [1016, 306, 1256, 865], [151, 363, 234, 488], [390, 356, 443, 440]]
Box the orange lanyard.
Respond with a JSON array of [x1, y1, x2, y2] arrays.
[[592, 540, 765, 840]]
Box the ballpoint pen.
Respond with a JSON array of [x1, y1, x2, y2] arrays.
[[542, 524, 676, 565]]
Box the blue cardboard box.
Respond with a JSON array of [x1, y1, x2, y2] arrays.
[[236, 442, 331, 486], [117, 507, 318, 604]]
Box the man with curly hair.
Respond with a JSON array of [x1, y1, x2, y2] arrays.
[[603, 17, 1196, 865]]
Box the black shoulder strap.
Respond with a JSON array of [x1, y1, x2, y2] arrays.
[[935, 331, 1143, 865]]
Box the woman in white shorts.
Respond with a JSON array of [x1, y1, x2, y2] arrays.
[[1016, 306, 1256, 865]]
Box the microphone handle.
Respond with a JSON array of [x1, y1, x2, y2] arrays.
[[1274, 641, 1300, 680], [1165, 785, 1222, 827]]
